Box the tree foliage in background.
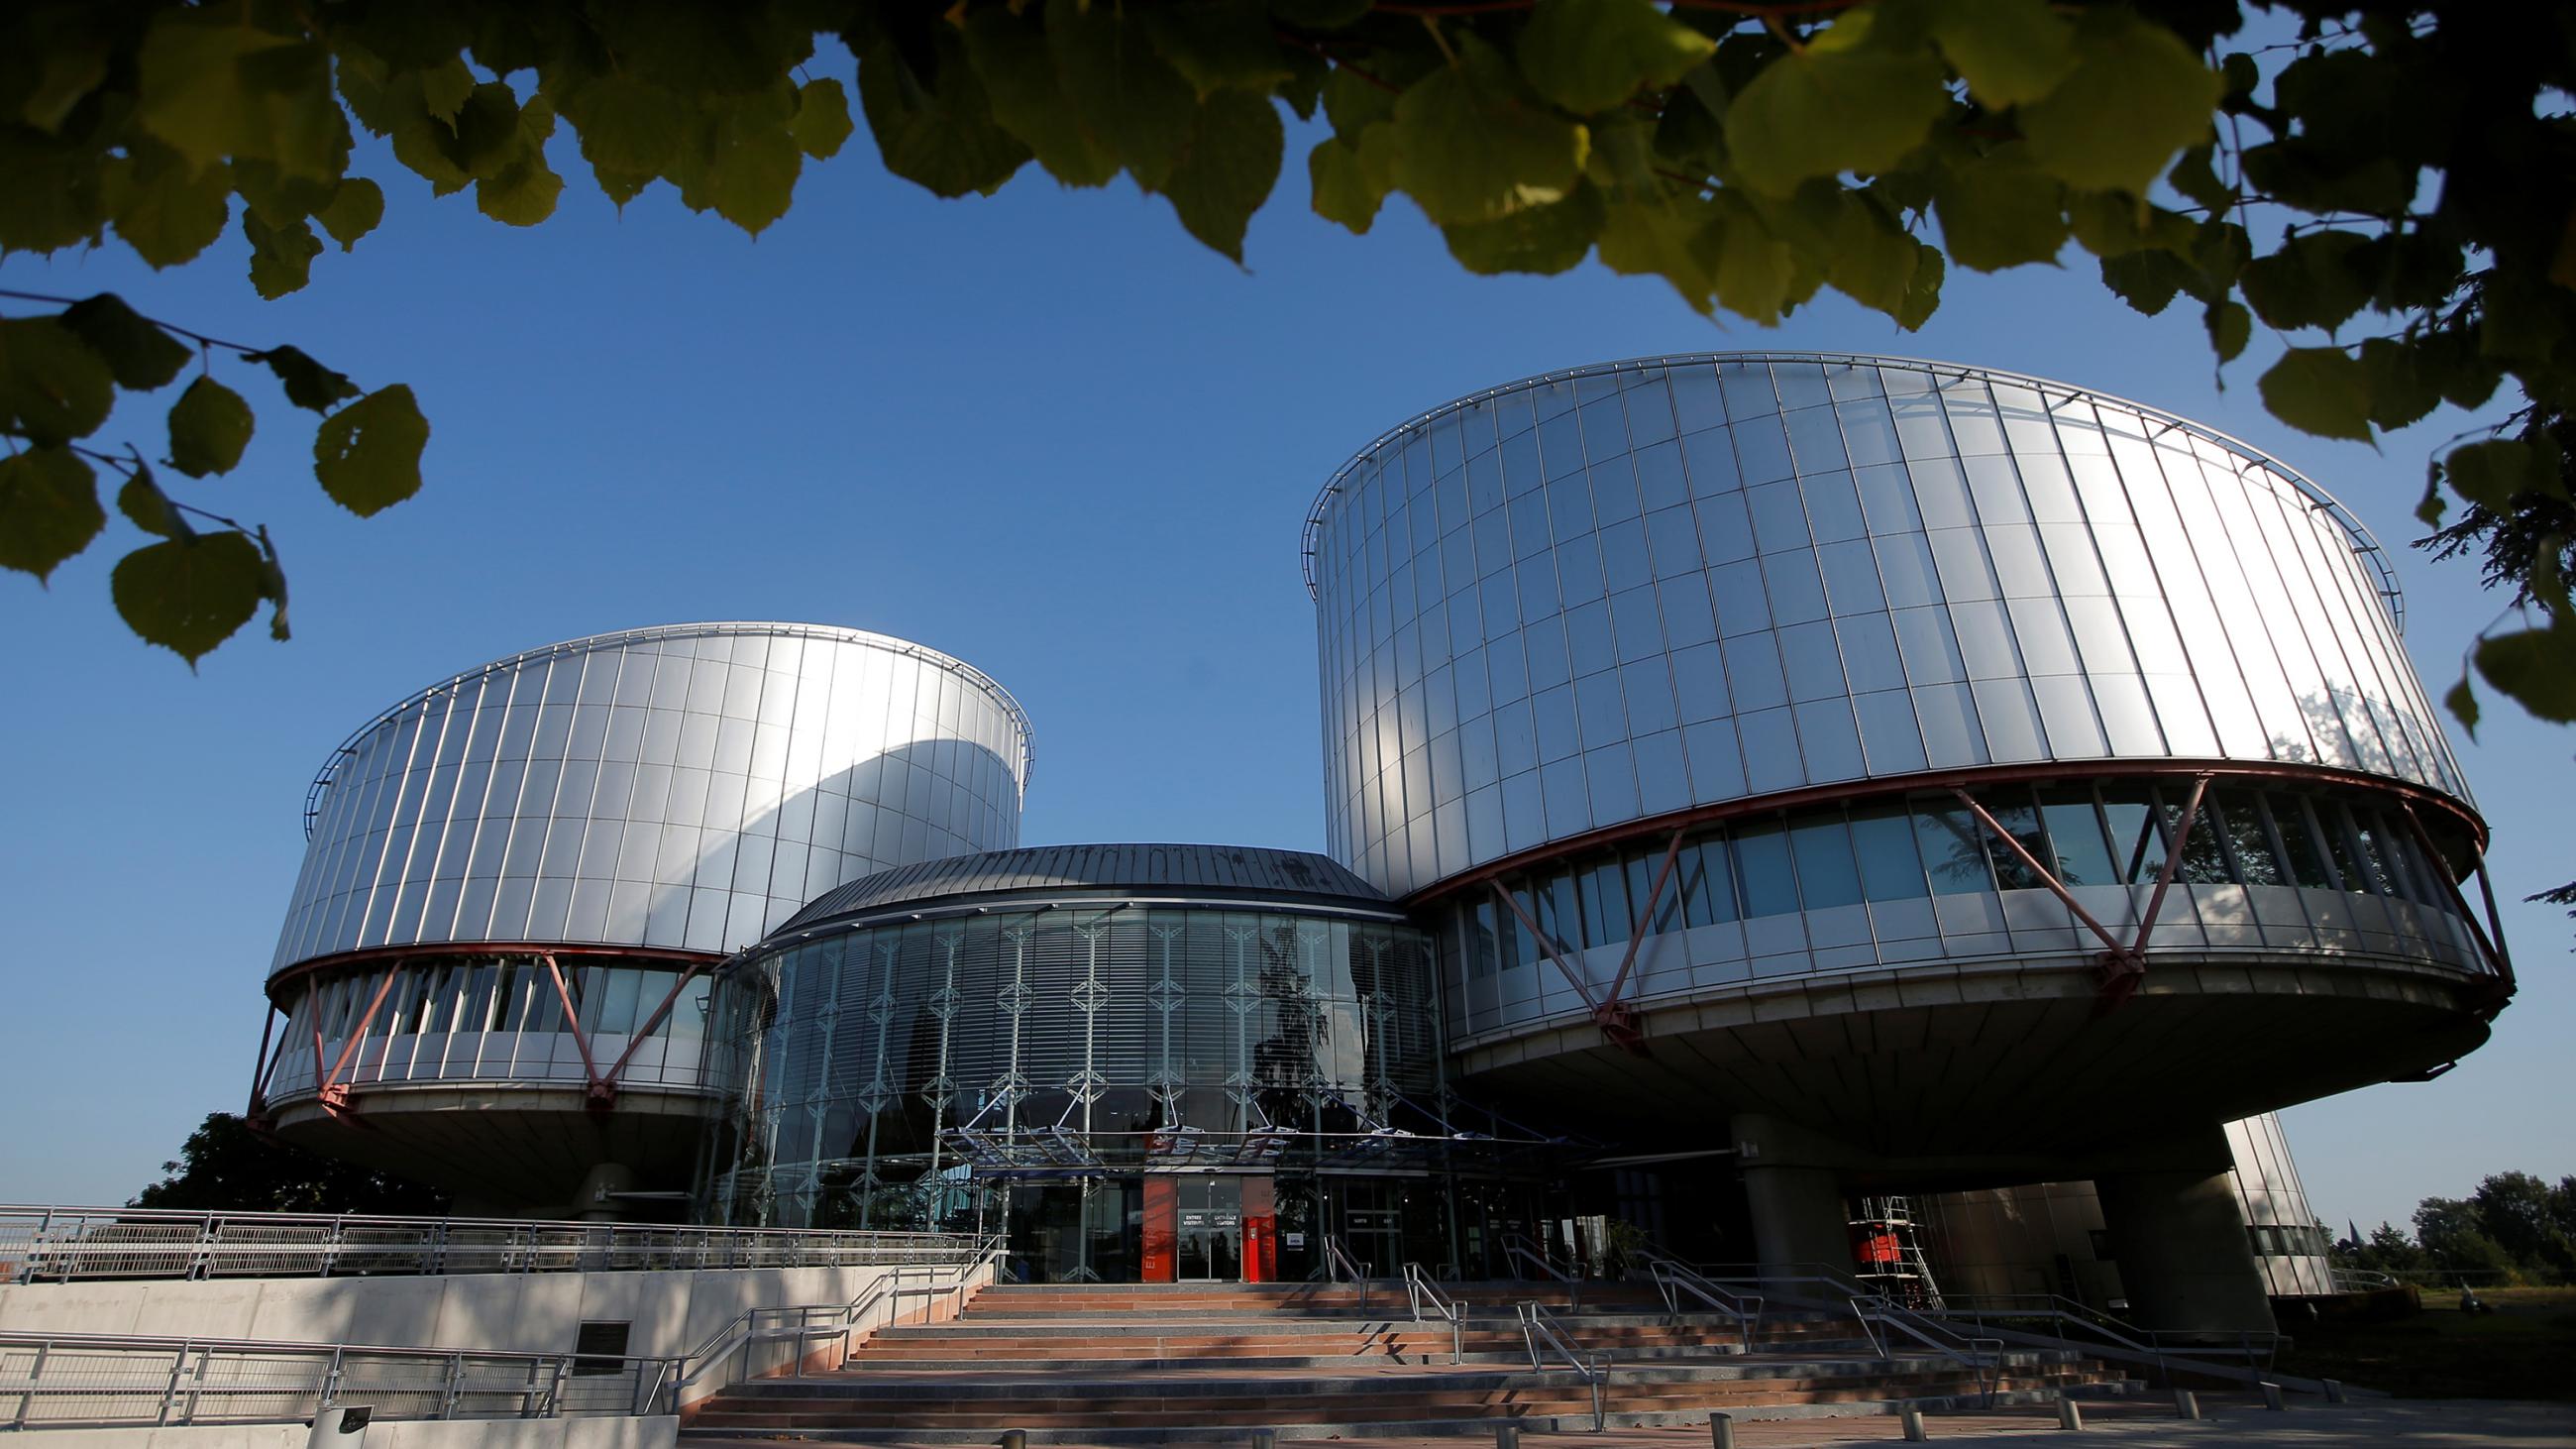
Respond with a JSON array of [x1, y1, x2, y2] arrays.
[[2335, 1171, 2576, 1284], [131, 1111, 447, 1214], [1, 0, 2571, 733]]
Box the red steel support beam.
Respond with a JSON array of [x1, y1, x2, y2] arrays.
[[316, 967, 403, 1114], [245, 1009, 276, 1117], [599, 961, 714, 1094], [305, 981, 325, 1096], [2128, 773, 2211, 957], [1488, 881, 1600, 1011], [1601, 829, 1690, 1010], [542, 953, 611, 1103]]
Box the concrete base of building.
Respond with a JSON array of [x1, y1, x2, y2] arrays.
[[263, 1084, 723, 1213], [2096, 1133, 2278, 1336]]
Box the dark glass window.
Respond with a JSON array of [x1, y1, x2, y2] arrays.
[[2214, 792, 2285, 886], [2098, 785, 2168, 885], [2161, 787, 2233, 884], [2038, 787, 2117, 888], [1628, 849, 1682, 936], [1913, 803, 1993, 894], [574, 1321, 631, 1377], [2267, 794, 2337, 889], [1678, 837, 1740, 926], [1849, 806, 1927, 901], [1734, 821, 1799, 916], [1578, 857, 1633, 947], [2315, 801, 2374, 895], [1976, 790, 2049, 891], [1788, 817, 1864, 909], [1469, 899, 1502, 978]]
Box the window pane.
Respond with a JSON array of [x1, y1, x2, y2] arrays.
[[1976, 790, 2049, 891], [1734, 822, 1799, 916], [1789, 817, 1863, 909], [1850, 806, 1927, 901], [2315, 801, 2373, 895], [2214, 792, 2284, 886], [1679, 837, 1739, 926], [1914, 804, 1993, 894], [2267, 794, 2336, 889], [2162, 788, 2234, 884], [2038, 787, 2117, 887], [1579, 857, 1632, 947], [2099, 785, 2169, 885]]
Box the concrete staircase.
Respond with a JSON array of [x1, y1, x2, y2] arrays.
[[681, 1281, 2137, 1443]]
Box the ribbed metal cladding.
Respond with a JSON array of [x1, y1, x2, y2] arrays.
[[270, 621, 1033, 971], [778, 843, 1395, 933], [1306, 354, 2470, 901]]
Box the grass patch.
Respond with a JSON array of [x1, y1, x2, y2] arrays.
[[2273, 1288, 2576, 1399]]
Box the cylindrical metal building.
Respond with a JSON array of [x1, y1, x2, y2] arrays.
[[249, 622, 1032, 1213], [1305, 354, 2511, 1329]]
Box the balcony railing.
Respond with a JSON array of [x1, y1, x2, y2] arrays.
[[0, 1206, 980, 1285]]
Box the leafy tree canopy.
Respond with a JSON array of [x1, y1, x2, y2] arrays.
[[131, 1110, 447, 1214], [1, 0, 2571, 736]]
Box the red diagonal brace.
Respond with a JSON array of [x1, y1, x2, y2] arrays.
[[542, 953, 613, 1107], [2092, 772, 2214, 1010], [316, 967, 402, 1115], [599, 961, 714, 1095], [1489, 879, 1650, 1057], [1489, 881, 1597, 1010], [1951, 787, 2170, 1014], [1601, 829, 1690, 1009]]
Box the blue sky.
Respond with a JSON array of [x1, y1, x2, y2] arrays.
[[0, 98, 2565, 1235]]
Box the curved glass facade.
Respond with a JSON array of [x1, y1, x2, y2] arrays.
[[273, 622, 1031, 968], [1307, 355, 2470, 900], [1428, 770, 2493, 1042], [712, 897, 1441, 1230]]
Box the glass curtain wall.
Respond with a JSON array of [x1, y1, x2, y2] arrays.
[[709, 906, 1442, 1229]]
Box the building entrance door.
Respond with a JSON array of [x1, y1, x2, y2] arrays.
[[1174, 1176, 1243, 1281]]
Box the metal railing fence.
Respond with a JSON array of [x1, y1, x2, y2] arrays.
[[1401, 1263, 1468, 1364], [0, 1206, 980, 1284], [1514, 1302, 1609, 1430], [0, 1331, 672, 1432]]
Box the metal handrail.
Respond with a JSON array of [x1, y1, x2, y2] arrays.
[[1639, 1254, 1763, 1352], [1497, 1233, 1585, 1310], [1930, 1293, 2284, 1362], [0, 1329, 675, 1431], [0, 1205, 981, 1285], [1848, 1297, 2004, 1409], [1318, 1235, 1375, 1311], [670, 1236, 1005, 1404], [1402, 1263, 1468, 1364], [1514, 1303, 1610, 1431]]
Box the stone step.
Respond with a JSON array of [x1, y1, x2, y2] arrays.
[[689, 1371, 2115, 1432], [680, 1383, 2145, 1445]]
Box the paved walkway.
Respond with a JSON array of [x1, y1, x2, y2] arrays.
[[1507, 1397, 2576, 1447]]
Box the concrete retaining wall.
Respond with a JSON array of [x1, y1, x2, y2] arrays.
[[5, 1417, 677, 1449]]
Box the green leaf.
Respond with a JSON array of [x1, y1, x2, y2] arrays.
[[0, 445, 103, 582], [2168, 144, 2232, 215], [2097, 248, 2190, 315], [117, 465, 193, 540], [2017, 10, 2221, 194], [2205, 298, 2251, 362], [1444, 182, 1606, 276], [165, 376, 256, 478], [1919, 0, 2078, 108], [1321, 64, 1401, 138], [1142, 1, 1296, 98], [1895, 243, 1944, 330], [1308, 135, 1385, 234], [963, 7, 1120, 187], [1930, 148, 2067, 271], [1595, 192, 1717, 313], [248, 346, 360, 413], [2239, 230, 2373, 332], [20, 41, 110, 134], [1162, 90, 1285, 262], [243, 211, 323, 299], [312, 385, 430, 516], [0, 128, 112, 254], [57, 294, 190, 391], [1049, 0, 1200, 189], [2444, 438, 2559, 511], [134, 14, 347, 182], [1722, 16, 1948, 196], [313, 176, 385, 251], [858, 29, 1030, 198], [112, 531, 268, 665], [0, 317, 116, 447], [1390, 36, 1590, 228], [790, 78, 855, 160], [565, 74, 688, 177], [2358, 337, 2437, 431], [1267, 0, 1373, 27], [2257, 346, 2373, 442], [2444, 670, 2478, 738], [1820, 191, 1924, 319], [477, 153, 565, 226], [1708, 192, 1797, 321], [2476, 626, 2576, 724], [2066, 192, 2196, 259], [1517, 0, 1717, 115]]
